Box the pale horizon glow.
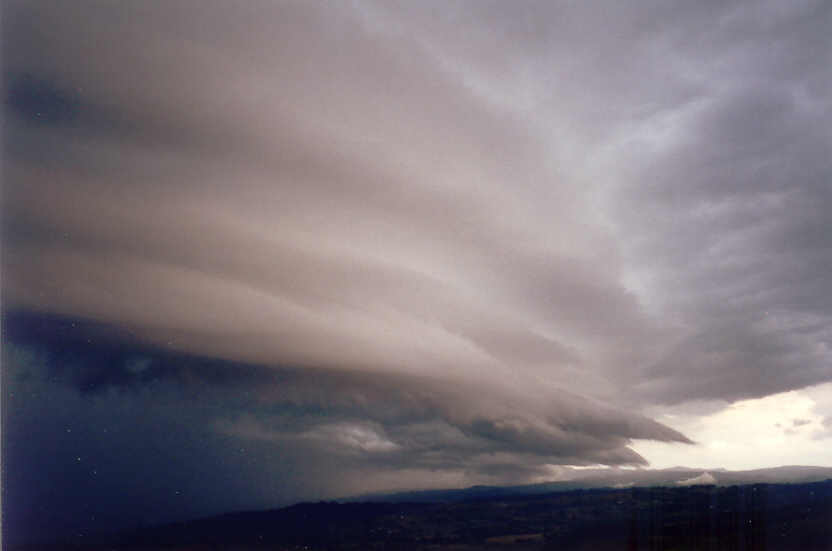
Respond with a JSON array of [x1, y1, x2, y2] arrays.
[[633, 382, 832, 471]]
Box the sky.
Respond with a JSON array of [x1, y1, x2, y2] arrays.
[[2, 0, 832, 543]]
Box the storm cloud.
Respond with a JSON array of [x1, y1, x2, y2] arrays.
[[3, 0, 831, 543]]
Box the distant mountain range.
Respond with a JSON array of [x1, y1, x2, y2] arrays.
[[58, 474, 832, 551], [17, 466, 831, 549], [346, 465, 832, 503]]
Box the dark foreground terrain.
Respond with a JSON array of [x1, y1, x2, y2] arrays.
[[12, 479, 832, 551]]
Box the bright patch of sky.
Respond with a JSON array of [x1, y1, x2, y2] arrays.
[[633, 382, 832, 470]]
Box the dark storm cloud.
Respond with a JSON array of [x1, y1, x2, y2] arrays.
[[5, 74, 81, 125], [3, 311, 690, 458], [608, 0, 832, 403], [3, 0, 831, 541], [2, 345, 317, 543], [2, 310, 278, 393], [2, 328, 687, 542]]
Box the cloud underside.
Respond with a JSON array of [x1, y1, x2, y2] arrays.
[[5, 332, 689, 480], [3, 0, 831, 506]]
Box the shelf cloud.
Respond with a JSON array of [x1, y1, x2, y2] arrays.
[[3, 0, 830, 542]]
